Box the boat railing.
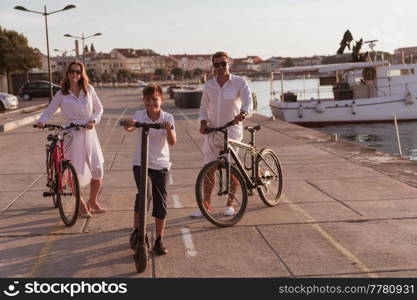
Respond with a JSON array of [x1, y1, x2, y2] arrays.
[[271, 80, 417, 101]]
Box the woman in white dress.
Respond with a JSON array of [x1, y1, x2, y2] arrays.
[[36, 61, 106, 217]]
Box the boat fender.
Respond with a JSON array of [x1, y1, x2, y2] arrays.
[[298, 104, 303, 118], [406, 92, 415, 105], [315, 101, 325, 113], [351, 101, 356, 115]]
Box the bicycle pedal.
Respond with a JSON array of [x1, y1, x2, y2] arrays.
[[43, 192, 54, 197]]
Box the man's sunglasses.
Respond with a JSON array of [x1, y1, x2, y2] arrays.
[[68, 69, 82, 75], [213, 61, 227, 68]]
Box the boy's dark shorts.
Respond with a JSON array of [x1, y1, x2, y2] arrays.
[[133, 165, 168, 220]]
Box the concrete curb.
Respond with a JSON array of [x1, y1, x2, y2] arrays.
[[0, 106, 60, 133], [1, 103, 48, 117]]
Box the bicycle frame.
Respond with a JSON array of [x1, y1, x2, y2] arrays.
[[48, 139, 65, 193], [215, 126, 279, 195], [216, 128, 256, 196]]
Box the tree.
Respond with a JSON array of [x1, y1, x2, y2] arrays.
[[154, 68, 167, 80], [184, 70, 192, 79], [0, 26, 42, 93], [171, 67, 184, 80], [101, 71, 111, 83], [52, 71, 63, 84], [117, 69, 132, 82], [282, 57, 294, 68], [193, 68, 203, 77], [87, 68, 99, 82]]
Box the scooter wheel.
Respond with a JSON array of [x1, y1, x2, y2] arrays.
[[134, 242, 148, 273]]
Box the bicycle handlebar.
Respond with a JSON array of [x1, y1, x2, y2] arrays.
[[205, 120, 236, 133], [119, 120, 174, 129], [33, 123, 86, 130]]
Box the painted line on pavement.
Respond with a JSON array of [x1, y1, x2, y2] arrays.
[[168, 173, 174, 185], [172, 195, 182, 208], [180, 227, 197, 257], [287, 199, 378, 277], [178, 110, 199, 130], [102, 106, 129, 151], [0, 174, 44, 215]]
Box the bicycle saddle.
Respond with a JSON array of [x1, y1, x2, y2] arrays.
[[245, 125, 261, 132]]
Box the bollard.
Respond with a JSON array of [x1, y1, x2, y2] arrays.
[[330, 134, 338, 142]]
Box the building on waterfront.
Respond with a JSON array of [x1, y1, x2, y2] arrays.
[[291, 56, 323, 67], [110, 48, 171, 75], [169, 54, 212, 72], [394, 46, 417, 63], [85, 53, 123, 74], [259, 57, 286, 73], [229, 56, 263, 75]]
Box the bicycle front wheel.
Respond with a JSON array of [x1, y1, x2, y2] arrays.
[[195, 160, 248, 227], [134, 242, 148, 273], [256, 148, 283, 206], [56, 161, 80, 226]]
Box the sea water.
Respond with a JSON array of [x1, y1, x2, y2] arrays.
[[249, 79, 417, 159]]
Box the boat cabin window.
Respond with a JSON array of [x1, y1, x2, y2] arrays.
[[388, 69, 415, 76]]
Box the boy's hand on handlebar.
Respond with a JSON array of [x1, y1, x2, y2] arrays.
[[123, 119, 135, 131], [36, 122, 46, 129], [161, 121, 173, 131]]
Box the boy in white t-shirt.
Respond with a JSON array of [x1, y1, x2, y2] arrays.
[[123, 84, 176, 255]]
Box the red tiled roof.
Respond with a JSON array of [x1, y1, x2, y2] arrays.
[[113, 48, 160, 58], [170, 54, 212, 59]]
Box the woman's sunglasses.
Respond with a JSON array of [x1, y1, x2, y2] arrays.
[[68, 69, 82, 75], [213, 61, 227, 68]]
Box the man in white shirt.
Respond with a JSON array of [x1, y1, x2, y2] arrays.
[[191, 51, 253, 218]]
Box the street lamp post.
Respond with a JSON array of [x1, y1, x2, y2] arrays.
[[64, 33, 102, 66], [14, 4, 76, 102]]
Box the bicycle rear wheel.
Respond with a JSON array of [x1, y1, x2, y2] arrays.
[[195, 160, 248, 227], [256, 148, 283, 206], [56, 161, 80, 226]]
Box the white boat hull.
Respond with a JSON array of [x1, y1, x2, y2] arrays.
[[269, 96, 417, 125]]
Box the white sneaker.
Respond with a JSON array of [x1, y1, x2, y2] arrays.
[[224, 206, 235, 216], [190, 209, 203, 218]]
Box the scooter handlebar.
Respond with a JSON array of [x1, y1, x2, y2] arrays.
[[119, 120, 173, 129]]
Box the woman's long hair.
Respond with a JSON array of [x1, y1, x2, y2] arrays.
[[61, 60, 89, 95]]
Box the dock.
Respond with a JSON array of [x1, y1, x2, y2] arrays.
[[2, 88, 417, 278]]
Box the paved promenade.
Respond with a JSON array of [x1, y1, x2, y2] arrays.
[[2, 89, 417, 278]]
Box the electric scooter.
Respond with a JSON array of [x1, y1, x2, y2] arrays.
[[119, 120, 169, 273]]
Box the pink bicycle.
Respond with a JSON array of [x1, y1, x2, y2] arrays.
[[35, 123, 84, 226]]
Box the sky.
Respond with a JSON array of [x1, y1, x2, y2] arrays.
[[1, 0, 416, 59]]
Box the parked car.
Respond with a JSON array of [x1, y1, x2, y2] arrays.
[[0, 92, 18, 113], [18, 81, 61, 101], [137, 81, 147, 88]]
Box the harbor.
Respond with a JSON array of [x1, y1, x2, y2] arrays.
[[2, 88, 417, 277]]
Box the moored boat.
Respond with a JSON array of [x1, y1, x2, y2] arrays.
[[269, 61, 417, 125]]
